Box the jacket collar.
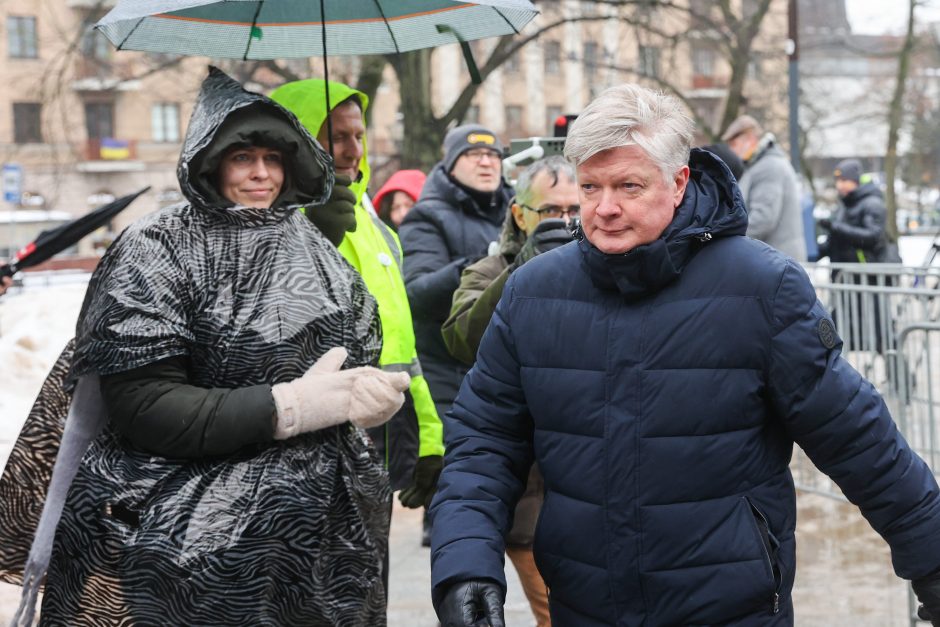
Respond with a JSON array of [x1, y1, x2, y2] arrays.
[[578, 148, 748, 300]]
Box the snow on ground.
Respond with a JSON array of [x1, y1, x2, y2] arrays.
[[0, 279, 87, 470]]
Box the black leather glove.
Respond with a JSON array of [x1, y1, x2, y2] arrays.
[[438, 580, 505, 627], [511, 218, 572, 271], [306, 174, 358, 246], [817, 218, 832, 231], [399, 454, 443, 509], [913, 571, 940, 626]]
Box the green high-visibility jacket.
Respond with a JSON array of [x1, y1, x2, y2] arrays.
[[271, 79, 443, 486]]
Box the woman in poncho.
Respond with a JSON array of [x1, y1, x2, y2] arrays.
[[13, 67, 408, 627]]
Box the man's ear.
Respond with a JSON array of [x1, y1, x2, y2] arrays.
[[673, 165, 691, 208], [510, 202, 526, 230]]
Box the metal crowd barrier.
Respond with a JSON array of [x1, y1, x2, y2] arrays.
[[792, 262, 940, 626], [791, 262, 940, 493]]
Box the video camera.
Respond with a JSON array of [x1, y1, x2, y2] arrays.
[[502, 113, 577, 170]]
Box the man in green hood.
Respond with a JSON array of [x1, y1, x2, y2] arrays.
[[270, 79, 444, 527]]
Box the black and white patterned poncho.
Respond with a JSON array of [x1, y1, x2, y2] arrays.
[[27, 68, 389, 626]]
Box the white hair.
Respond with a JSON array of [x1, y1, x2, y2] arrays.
[[515, 156, 576, 207], [563, 84, 694, 181]]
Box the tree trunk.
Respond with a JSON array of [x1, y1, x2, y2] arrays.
[[356, 56, 388, 126], [884, 0, 917, 243], [393, 50, 447, 171]]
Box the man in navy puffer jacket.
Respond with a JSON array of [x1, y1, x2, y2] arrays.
[[430, 84, 940, 626]]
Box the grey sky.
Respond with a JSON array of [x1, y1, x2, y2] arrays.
[[844, 0, 940, 35]]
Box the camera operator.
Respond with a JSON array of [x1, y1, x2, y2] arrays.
[[440, 155, 578, 627]]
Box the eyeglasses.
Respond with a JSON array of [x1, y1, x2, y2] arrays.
[[463, 149, 501, 163], [521, 203, 580, 219]]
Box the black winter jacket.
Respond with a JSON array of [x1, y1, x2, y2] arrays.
[[824, 183, 895, 263], [399, 164, 513, 418]]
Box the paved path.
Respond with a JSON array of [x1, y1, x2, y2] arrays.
[[0, 500, 534, 627], [386, 502, 534, 626]]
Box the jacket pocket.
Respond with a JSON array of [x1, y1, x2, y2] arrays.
[[745, 496, 783, 615]]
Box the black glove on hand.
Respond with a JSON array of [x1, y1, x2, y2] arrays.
[[399, 455, 443, 509], [817, 218, 832, 231], [913, 571, 940, 626], [438, 580, 505, 627], [511, 218, 573, 271], [307, 174, 358, 246]]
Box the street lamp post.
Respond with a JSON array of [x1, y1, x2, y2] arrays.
[[787, 0, 800, 172]]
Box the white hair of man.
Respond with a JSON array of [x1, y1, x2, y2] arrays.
[[514, 155, 576, 208], [563, 84, 694, 182]]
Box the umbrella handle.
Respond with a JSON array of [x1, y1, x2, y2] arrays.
[[0, 262, 15, 278]]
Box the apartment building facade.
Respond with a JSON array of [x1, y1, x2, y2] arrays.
[[0, 0, 790, 260]]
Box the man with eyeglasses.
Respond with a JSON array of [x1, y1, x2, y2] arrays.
[[438, 155, 576, 626], [399, 124, 514, 458]]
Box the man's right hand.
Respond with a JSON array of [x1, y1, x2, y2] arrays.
[[512, 218, 572, 270], [438, 580, 505, 627], [913, 571, 940, 626]]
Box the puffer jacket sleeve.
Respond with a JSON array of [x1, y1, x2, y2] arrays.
[[767, 260, 940, 580], [441, 256, 510, 366], [429, 274, 534, 608], [829, 195, 887, 250], [400, 206, 471, 321]]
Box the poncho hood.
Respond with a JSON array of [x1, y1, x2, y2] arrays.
[[179, 66, 333, 223]]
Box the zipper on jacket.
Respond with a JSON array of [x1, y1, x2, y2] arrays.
[[746, 497, 782, 615], [674, 228, 713, 243], [696, 232, 713, 242]]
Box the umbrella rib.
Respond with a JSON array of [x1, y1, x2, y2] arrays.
[[242, 0, 265, 60], [492, 7, 520, 34], [371, 0, 401, 55], [115, 17, 147, 50]]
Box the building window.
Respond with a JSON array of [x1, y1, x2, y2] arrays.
[[583, 42, 598, 75], [747, 59, 762, 81], [505, 51, 520, 74], [152, 103, 180, 142], [81, 22, 111, 62], [638, 45, 660, 78], [544, 41, 561, 75], [8, 16, 37, 59], [688, 0, 713, 30], [692, 45, 715, 77], [12, 103, 41, 143], [506, 105, 523, 133], [546, 106, 563, 135], [85, 102, 114, 139]]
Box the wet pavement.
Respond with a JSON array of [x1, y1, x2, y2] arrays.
[[0, 483, 916, 626]]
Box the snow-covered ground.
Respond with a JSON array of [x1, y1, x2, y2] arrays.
[[0, 279, 87, 470]]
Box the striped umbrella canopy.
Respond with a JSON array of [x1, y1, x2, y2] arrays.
[[95, 0, 538, 60]]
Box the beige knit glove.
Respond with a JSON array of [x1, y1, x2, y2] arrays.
[[271, 347, 410, 440]]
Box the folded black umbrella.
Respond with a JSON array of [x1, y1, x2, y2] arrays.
[[1, 187, 149, 278]]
